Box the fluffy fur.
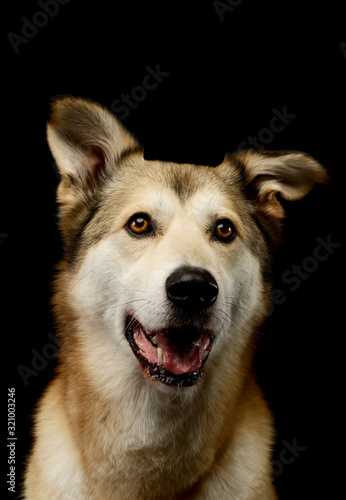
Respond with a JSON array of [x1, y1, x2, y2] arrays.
[[23, 97, 328, 499]]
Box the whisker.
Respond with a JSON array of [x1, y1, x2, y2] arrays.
[[114, 298, 147, 308], [140, 264, 162, 271], [216, 305, 271, 340], [65, 269, 95, 296]]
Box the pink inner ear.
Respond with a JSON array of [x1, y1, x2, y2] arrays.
[[84, 144, 105, 180], [259, 190, 285, 220], [261, 199, 285, 219], [79, 144, 106, 192]]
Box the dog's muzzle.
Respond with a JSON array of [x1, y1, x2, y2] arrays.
[[125, 266, 218, 387]]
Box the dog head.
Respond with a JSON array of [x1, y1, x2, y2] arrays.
[[48, 96, 328, 388]]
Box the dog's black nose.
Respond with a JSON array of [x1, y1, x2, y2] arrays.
[[166, 266, 218, 312]]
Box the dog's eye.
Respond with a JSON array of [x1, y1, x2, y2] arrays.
[[213, 219, 236, 242], [127, 213, 153, 236]]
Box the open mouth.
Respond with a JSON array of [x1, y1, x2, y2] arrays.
[[125, 316, 214, 387]]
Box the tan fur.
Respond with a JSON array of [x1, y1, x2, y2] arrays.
[[23, 97, 328, 499]]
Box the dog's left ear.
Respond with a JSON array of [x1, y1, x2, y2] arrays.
[[47, 96, 141, 199], [226, 150, 329, 219], [47, 96, 142, 249]]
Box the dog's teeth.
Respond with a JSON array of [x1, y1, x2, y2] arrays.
[[152, 335, 157, 344], [157, 347, 163, 365]]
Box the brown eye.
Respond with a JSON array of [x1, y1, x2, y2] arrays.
[[127, 213, 153, 236], [214, 219, 236, 242]]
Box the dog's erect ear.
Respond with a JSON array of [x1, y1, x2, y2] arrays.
[[47, 96, 141, 202], [226, 150, 329, 219], [47, 96, 141, 250]]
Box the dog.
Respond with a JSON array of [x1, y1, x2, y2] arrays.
[[23, 96, 328, 499]]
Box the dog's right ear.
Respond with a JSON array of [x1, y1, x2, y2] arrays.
[[47, 96, 141, 207]]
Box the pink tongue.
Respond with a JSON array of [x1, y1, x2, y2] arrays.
[[156, 335, 203, 376]]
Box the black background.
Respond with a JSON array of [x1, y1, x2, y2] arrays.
[[3, 1, 345, 498]]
